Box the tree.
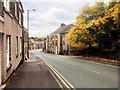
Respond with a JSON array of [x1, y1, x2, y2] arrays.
[[76, 1, 106, 24], [67, 1, 120, 50], [86, 3, 120, 50], [108, 0, 118, 9]]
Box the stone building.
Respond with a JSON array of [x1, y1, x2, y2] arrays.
[[46, 23, 74, 55], [0, 0, 25, 85]]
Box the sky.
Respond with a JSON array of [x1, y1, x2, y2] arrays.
[[22, 0, 110, 37]]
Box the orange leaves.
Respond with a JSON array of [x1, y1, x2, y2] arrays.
[[72, 56, 120, 63], [67, 2, 119, 48]]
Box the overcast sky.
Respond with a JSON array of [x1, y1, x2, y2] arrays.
[[22, 0, 110, 37]]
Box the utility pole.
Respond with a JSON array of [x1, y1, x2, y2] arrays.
[[27, 10, 29, 59], [27, 9, 36, 59]]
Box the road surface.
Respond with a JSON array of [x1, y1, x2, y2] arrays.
[[31, 49, 118, 88]]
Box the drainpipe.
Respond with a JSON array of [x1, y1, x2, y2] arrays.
[[22, 27, 24, 62]]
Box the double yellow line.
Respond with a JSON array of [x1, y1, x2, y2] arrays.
[[37, 55, 76, 90]]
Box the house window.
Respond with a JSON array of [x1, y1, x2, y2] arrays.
[[16, 36, 18, 57], [19, 10, 22, 26], [4, 0, 10, 11], [6, 35, 11, 68], [15, 2, 18, 18], [20, 37, 22, 55]]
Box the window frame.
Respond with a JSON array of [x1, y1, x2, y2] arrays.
[[19, 10, 22, 26], [16, 36, 18, 58], [15, 2, 18, 19], [20, 37, 22, 55], [4, 0, 10, 11], [6, 35, 11, 69]]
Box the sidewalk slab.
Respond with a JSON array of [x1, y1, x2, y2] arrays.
[[5, 53, 60, 89]]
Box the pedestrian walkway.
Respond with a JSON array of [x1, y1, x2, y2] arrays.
[[5, 53, 60, 89]]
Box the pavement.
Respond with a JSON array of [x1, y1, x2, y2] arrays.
[[31, 49, 119, 89], [5, 53, 60, 89]]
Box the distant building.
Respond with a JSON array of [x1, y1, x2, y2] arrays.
[[29, 39, 42, 50], [42, 41, 46, 52], [46, 23, 74, 55]]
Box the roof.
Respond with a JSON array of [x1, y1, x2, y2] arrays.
[[50, 24, 74, 35], [61, 24, 74, 34]]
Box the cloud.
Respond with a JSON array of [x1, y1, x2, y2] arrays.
[[23, 1, 98, 37], [22, 0, 95, 3]]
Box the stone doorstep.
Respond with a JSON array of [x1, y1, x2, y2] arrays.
[[0, 84, 6, 90]]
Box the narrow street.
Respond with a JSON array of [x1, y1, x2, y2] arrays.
[[31, 49, 118, 88]]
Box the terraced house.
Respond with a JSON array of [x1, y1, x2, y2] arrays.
[[0, 0, 25, 85], [46, 23, 74, 55]]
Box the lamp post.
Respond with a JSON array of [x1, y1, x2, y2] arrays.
[[27, 9, 36, 59], [27, 10, 29, 59]]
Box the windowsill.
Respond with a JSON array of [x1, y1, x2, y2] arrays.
[[0, 16, 4, 22], [4, 7, 13, 19], [6, 64, 12, 72], [15, 16, 18, 21], [19, 24, 23, 28]]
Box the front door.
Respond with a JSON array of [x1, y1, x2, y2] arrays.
[[6, 36, 10, 68], [0, 33, 2, 85]]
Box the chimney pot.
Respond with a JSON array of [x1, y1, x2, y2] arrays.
[[61, 23, 66, 27]]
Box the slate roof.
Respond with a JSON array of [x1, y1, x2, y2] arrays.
[[50, 24, 74, 35]]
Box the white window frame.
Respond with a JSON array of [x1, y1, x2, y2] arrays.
[[6, 36, 10, 68], [20, 38, 22, 54], [15, 2, 18, 18], [16, 36, 18, 57], [19, 10, 22, 26], [4, 0, 10, 11]]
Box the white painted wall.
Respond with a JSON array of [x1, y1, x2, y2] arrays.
[[0, 33, 2, 85]]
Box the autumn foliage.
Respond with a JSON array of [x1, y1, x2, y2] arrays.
[[67, 1, 120, 50]]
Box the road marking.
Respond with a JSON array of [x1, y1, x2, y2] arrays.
[[41, 58, 70, 89], [91, 70, 100, 74], [47, 63, 70, 89], [47, 67, 63, 89], [34, 54, 76, 89], [76, 59, 119, 68], [53, 65, 75, 89]]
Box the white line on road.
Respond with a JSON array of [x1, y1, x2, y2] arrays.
[[91, 70, 100, 74]]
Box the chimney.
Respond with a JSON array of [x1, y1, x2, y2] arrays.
[[61, 23, 66, 27]]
